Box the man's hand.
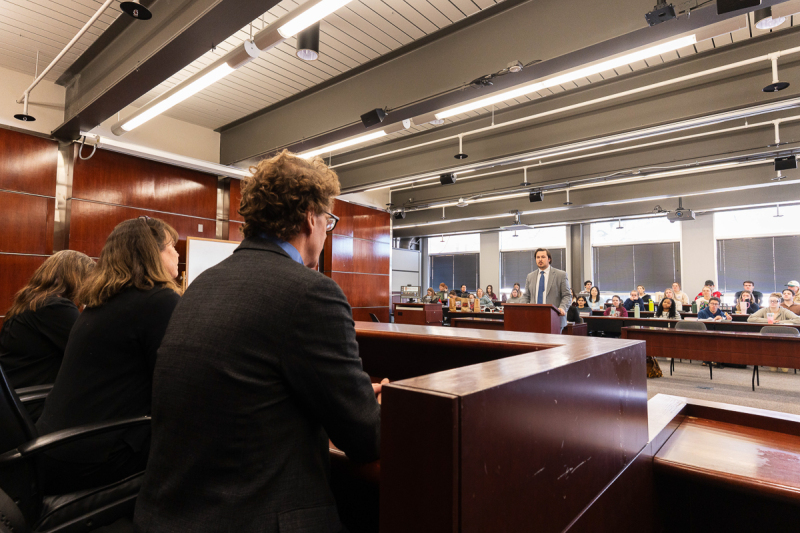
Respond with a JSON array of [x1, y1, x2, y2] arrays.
[[558, 308, 566, 316], [372, 378, 390, 404]]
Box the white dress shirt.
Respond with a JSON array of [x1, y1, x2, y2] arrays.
[[534, 266, 551, 304]]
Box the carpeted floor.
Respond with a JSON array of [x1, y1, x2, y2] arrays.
[[648, 358, 800, 415]]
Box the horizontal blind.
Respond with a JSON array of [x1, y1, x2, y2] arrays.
[[774, 235, 800, 292], [593, 245, 634, 293], [453, 253, 480, 292], [633, 242, 681, 292], [501, 251, 532, 290], [717, 238, 776, 293], [430, 255, 454, 290]]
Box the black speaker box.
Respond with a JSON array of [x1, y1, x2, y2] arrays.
[[717, 0, 760, 15], [529, 191, 544, 203], [440, 173, 456, 185], [775, 156, 797, 171], [360, 109, 386, 128], [393, 211, 406, 220]]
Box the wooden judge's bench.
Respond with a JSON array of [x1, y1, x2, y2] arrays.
[[330, 323, 800, 533]]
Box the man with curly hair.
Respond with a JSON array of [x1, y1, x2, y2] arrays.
[[135, 150, 383, 533]]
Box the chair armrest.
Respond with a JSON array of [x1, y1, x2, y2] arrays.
[[15, 384, 53, 404], [0, 416, 151, 464]]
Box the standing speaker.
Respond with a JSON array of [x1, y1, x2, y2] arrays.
[[717, 0, 760, 15]]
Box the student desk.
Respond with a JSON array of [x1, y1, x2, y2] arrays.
[[589, 309, 750, 321], [450, 315, 588, 335], [585, 316, 800, 335], [622, 326, 800, 389]]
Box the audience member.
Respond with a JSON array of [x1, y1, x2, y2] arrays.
[[695, 279, 721, 300], [0, 251, 94, 391], [485, 285, 499, 301], [695, 286, 714, 310], [421, 287, 438, 303], [623, 290, 642, 312], [578, 280, 592, 297], [506, 288, 524, 303], [734, 281, 763, 307], [134, 150, 382, 531], [468, 293, 478, 310], [697, 297, 731, 321], [574, 295, 592, 315], [787, 281, 800, 304], [435, 283, 449, 302], [636, 285, 653, 306], [566, 299, 585, 324], [604, 295, 628, 317], [671, 282, 690, 306], [587, 286, 603, 310], [476, 288, 495, 309], [654, 297, 681, 319], [734, 291, 758, 315], [36, 217, 183, 494], [748, 293, 799, 323], [781, 288, 800, 315], [458, 284, 470, 297]]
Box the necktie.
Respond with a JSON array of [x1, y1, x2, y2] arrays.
[[537, 271, 545, 304]]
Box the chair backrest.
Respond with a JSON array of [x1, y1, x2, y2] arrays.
[[369, 313, 380, 323], [0, 485, 28, 533], [760, 326, 800, 337], [675, 321, 707, 331], [0, 366, 40, 525]]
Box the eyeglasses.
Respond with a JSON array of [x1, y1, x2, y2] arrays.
[[325, 211, 339, 232]]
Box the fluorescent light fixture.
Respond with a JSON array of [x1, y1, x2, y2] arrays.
[[300, 130, 387, 158], [435, 35, 697, 119], [279, 0, 354, 38]]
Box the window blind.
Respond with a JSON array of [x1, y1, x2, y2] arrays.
[[500, 248, 566, 290], [593, 243, 680, 293], [430, 253, 480, 291], [718, 236, 800, 294]]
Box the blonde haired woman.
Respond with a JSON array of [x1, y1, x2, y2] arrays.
[[0, 251, 94, 390], [36, 217, 182, 493]]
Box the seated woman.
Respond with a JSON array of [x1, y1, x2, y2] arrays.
[[35, 217, 183, 494], [587, 286, 603, 310], [476, 288, 495, 309], [485, 285, 499, 302], [421, 287, 439, 303], [0, 251, 94, 391], [734, 290, 758, 315], [653, 297, 681, 319], [574, 295, 592, 315], [603, 295, 628, 317], [694, 285, 714, 310], [506, 288, 525, 303], [748, 293, 799, 324], [567, 296, 589, 324]]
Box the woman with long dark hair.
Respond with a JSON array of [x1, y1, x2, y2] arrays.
[[36, 217, 182, 493], [0, 251, 94, 389], [653, 297, 681, 319], [587, 286, 603, 310]]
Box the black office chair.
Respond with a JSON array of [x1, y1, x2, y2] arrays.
[[0, 366, 149, 532], [751, 326, 800, 391], [369, 313, 380, 323], [15, 384, 53, 422], [673, 321, 710, 378]]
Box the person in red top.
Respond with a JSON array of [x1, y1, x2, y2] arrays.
[[695, 279, 722, 300], [603, 295, 629, 317]]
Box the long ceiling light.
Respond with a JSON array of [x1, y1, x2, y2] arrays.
[[300, 130, 388, 159], [434, 35, 697, 120], [112, 0, 357, 135]]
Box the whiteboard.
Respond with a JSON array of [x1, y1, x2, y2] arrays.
[[186, 237, 240, 286]]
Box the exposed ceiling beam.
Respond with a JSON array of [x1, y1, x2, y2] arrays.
[[51, 0, 281, 142]]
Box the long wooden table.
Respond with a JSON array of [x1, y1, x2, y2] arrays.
[[450, 316, 588, 335], [622, 325, 800, 389], [590, 309, 750, 321], [586, 315, 800, 335]]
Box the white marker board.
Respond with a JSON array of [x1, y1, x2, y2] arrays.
[[186, 237, 240, 286]]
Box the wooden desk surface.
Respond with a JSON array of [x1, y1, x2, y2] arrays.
[[655, 417, 800, 504], [586, 315, 800, 334]]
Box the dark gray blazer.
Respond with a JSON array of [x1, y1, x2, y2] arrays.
[[134, 237, 381, 533]]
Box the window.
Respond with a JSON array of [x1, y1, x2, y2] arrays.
[[427, 234, 480, 255], [717, 236, 800, 295], [500, 249, 566, 292], [430, 254, 480, 292], [499, 227, 567, 251], [591, 217, 681, 245], [593, 243, 681, 294], [715, 205, 800, 239]]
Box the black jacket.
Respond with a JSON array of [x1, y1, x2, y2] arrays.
[[134, 237, 381, 533]]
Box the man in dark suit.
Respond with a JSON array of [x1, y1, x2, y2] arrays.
[[134, 150, 382, 533]]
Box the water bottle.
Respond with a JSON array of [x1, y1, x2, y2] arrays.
[[691, 301, 697, 314], [634, 304, 640, 319], [648, 299, 654, 312]]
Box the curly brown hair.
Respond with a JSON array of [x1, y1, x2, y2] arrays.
[[238, 150, 341, 241]]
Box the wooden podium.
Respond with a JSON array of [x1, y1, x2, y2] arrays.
[[502, 303, 562, 334], [392, 302, 443, 326]]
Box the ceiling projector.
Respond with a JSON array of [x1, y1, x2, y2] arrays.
[[667, 198, 695, 223]]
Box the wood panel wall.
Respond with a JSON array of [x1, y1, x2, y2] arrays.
[[0, 128, 58, 323], [324, 199, 391, 323], [70, 148, 219, 276], [227, 178, 244, 242]]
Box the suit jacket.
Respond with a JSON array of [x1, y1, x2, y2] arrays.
[[520, 267, 572, 327], [134, 237, 381, 533]]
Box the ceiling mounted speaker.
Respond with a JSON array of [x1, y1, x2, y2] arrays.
[[120, 2, 153, 20], [361, 108, 386, 128], [774, 156, 797, 171], [392, 210, 406, 220], [716, 0, 760, 16], [529, 191, 543, 203], [440, 173, 456, 185], [296, 22, 320, 61]]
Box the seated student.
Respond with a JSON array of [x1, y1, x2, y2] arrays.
[[578, 280, 592, 297], [781, 288, 800, 315], [0, 250, 94, 391], [457, 284, 470, 297], [734, 291, 758, 315], [568, 296, 591, 323], [653, 297, 681, 319], [421, 287, 439, 303], [503, 282, 522, 303], [476, 288, 495, 309], [467, 293, 479, 311], [695, 279, 722, 300], [623, 290, 642, 312], [485, 285, 499, 301], [788, 280, 800, 304], [735, 281, 763, 307], [671, 282, 690, 307], [604, 295, 628, 317], [695, 285, 714, 310], [35, 217, 182, 494], [587, 286, 603, 310], [748, 293, 799, 323], [636, 285, 653, 307], [435, 282, 449, 302], [506, 288, 525, 303], [697, 296, 731, 321]]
